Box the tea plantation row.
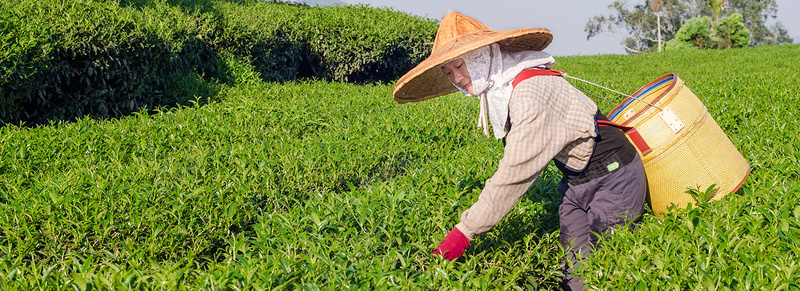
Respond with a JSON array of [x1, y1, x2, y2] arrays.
[[0, 0, 436, 125], [1, 35, 798, 290]]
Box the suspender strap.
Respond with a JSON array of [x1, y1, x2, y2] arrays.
[[597, 120, 652, 156], [512, 68, 564, 88]]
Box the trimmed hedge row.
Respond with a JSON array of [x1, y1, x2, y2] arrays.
[[205, 1, 438, 83], [291, 4, 438, 83], [0, 0, 437, 125], [1, 0, 222, 125]]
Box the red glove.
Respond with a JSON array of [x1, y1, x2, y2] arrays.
[[432, 227, 470, 260]]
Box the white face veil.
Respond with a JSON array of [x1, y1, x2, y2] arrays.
[[450, 44, 556, 139]]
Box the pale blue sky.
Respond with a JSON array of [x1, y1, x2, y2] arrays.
[[335, 0, 799, 56]]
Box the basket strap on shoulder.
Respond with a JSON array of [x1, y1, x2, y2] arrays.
[[512, 68, 564, 88]]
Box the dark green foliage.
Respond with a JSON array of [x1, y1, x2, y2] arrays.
[[0, 0, 223, 125], [211, 1, 438, 83], [0, 0, 437, 125], [6, 0, 796, 288], [1, 43, 799, 289], [210, 1, 305, 83], [290, 4, 438, 83]]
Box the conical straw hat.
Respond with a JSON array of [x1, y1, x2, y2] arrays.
[[392, 11, 552, 103]]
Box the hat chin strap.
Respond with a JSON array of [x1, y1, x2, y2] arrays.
[[477, 47, 493, 138], [479, 92, 490, 137]]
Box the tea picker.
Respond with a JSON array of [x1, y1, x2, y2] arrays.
[[393, 11, 647, 290], [391, 11, 749, 291]]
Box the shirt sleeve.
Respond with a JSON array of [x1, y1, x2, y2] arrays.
[[455, 78, 580, 240]]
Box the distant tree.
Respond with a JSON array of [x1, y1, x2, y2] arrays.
[[586, 0, 793, 53], [713, 13, 749, 48], [713, 0, 792, 46], [586, 0, 700, 53], [666, 16, 712, 50], [665, 13, 749, 50]]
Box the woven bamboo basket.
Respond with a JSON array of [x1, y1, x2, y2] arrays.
[[607, 73, 751, 217]]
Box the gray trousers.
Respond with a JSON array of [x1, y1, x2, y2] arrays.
[[558, 154, 647, 291]]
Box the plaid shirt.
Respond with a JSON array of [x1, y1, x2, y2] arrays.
[[456, 76, 599, 240]]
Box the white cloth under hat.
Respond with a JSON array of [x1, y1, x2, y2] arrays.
[[450, 44, 556, 139]]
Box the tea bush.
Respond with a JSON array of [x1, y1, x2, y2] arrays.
[[215, 2, 438, 83], [0, 0, 437, 125], [288, 4, 438, 83], [1, 43, 799, 289], [209, 1, 304, 83], [0, 0, 220, 124], [3, 0, 799, 287]]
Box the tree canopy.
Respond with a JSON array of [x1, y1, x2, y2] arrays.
[[586, 0, 793, 53], [664, 13, 749, 51]]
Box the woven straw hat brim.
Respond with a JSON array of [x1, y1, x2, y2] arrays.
[[393, 27, 552, 103]]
